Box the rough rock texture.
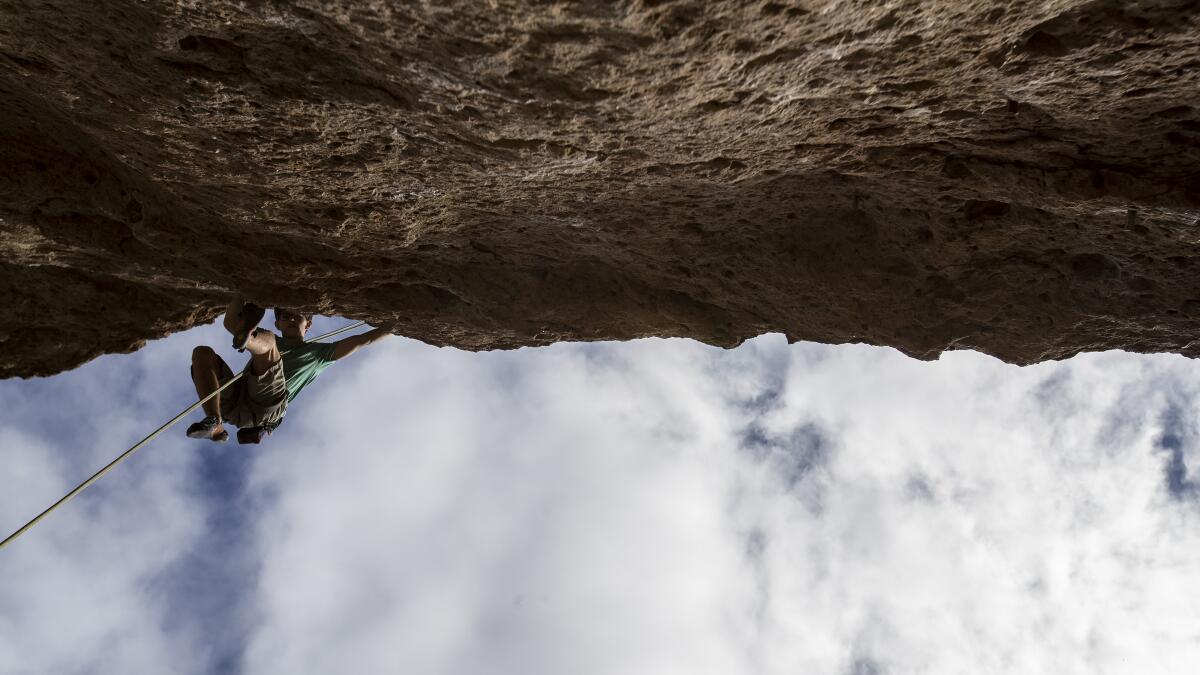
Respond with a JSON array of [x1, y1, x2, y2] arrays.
[[2, 0, 1200, 377]]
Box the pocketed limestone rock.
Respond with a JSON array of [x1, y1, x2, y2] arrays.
[[2, 0, 1199, 377]]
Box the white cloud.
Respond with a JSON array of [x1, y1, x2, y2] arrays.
[[5, 326, 1200, 674], [244, 337, 1200, 675], [0, 320, 242, 675]]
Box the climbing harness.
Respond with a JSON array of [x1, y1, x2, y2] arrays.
[[0, 320, 368, 552]]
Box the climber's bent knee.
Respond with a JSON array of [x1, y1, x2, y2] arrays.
[[192, 345, 216, 363], [245, 328, 278, 356]]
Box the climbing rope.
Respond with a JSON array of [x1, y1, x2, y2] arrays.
[[0, 320, 368, 552]]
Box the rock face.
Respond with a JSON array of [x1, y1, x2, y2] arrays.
[[2, 0, 1199, 377]]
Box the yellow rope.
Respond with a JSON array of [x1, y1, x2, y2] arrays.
[[0, 320, 368, 552]]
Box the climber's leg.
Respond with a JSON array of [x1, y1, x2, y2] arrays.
[[224, 295, 267, 351], [188, 346, 232, 441], [242, 328, 282, 377], [191, 346, 232, 419]]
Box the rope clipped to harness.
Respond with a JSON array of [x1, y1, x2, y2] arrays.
[[0, 320, 368, 553]]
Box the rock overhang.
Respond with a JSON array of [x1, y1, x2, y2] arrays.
[[2, 0, 1199, 377]]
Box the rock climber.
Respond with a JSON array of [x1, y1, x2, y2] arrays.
[[186, 295, 392, 444]]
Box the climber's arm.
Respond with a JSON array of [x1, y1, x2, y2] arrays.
[[331, 326, 393, 361], [222, 294, 246, 334]]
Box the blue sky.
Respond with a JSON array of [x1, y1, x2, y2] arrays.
[[3, 316, 1200, 674]]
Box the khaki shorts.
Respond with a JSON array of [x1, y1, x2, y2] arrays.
[[215, 357, 288, 429]]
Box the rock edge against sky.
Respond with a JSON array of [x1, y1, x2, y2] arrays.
[[2, 0, 1199, 377]]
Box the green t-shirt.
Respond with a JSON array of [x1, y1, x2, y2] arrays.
[[277, 335, 337, 405]]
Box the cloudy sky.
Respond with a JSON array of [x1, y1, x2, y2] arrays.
[[3, 315, 1200, 674]]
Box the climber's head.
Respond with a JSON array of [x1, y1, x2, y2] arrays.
[[274, 307, 311, 339]]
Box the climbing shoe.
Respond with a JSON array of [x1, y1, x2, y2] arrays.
[[186, 416, 229, 442], [237, 426, 269, 445], [232, 302, 267, 352]]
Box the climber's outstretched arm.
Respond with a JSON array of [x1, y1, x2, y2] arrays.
[[331, 326, 392, 361]]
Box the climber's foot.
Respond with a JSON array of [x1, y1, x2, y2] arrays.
[[231, 303, 267, 352], [237, 426, 269, 445], [186, 415, 229, 442]]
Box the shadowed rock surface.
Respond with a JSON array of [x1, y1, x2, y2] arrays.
[[2, 0, 1199, 377]]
